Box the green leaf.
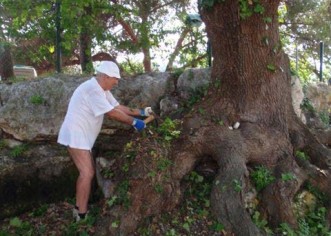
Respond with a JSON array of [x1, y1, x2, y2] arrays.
[[233, 179, 243, 192], [49, 46, 55, 53], [107, 196, 118, 207], [198, 108, 205, 114], [197, 175, 204, 183], [211, 222, 224, 231], [281, 173, 295, 181], [250, 166, 275, 191], [10, 217, 22, 227], [111, 221, 119, 228], [182, 222, 190, 232], [148, 171, 157, 178], [199, 0, 216, 9], [79, 231, 89, 236], [254, 4, 265, 14], [263, 17, 272, 23], [267, 64, 276, 72], [295, 151, 309, 161]]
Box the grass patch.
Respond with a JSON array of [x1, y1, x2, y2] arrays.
[[10, 144, 28, 158], [29, 94, 45, 105]]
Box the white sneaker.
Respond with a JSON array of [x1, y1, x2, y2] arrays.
[[72, 207, 80, 222], [72, 207, 88, 222]]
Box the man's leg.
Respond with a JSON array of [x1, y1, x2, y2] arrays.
[[68, 147, 95, 214]]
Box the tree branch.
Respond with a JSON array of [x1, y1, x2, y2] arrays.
[[182, 53, 207, 69], [149, 0, 183, 14], [110, 0, 139, 44], [166, 27, 190, 71]]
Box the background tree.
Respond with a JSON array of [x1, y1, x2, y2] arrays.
[[0, 2, 14, 79], [281, 0, 331, 82], [1, 0, 61, 73], [77, 2, 94, 73], [0, 42, 14, 80], [106, 0, 207, 72], [1, 0, 208, 75]]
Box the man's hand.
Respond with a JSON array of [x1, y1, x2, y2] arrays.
[[132, 118, 146, 132], [139, 107, 153, 116]]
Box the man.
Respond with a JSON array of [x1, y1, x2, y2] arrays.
[[57, 61, 153, 221]]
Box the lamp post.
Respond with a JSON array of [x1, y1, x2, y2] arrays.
[[55, 0, 61, 73], [319, 41, 324, 82]]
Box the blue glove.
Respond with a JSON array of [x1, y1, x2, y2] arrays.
[[132, 118, 146, 132]]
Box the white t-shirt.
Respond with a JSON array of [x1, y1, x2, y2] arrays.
[[57, 77, 119, 150]]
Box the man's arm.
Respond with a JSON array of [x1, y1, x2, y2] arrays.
[[106, 105, 148, 132], [116, 105, 154, 117], [106, 107, 146, 132], [106, 107, 134, 125], [114, 105, 141, 116]]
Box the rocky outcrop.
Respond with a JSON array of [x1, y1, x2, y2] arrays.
[[2, 69, 328, 142], [0, 69, 329, 220], [0, 76, 86, 141], [0, 73, 174, 141], [177, 67, 211, 99], [291, 76, 306, 123], [303, 82, 331, 130], [306, 82, 331, 114], [0, 143, 77, 219]]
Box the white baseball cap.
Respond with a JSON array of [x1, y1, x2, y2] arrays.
[[95, 61, 121, 79]]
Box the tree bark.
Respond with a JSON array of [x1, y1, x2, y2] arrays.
[[0, 42, 14, 80], [79, 32, 93, 73], [79, 5, 93, 73]]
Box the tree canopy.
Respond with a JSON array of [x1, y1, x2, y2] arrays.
[[281, 0, 331, 82], [0, 0, 208, 75], [1, 0, 331, 79]]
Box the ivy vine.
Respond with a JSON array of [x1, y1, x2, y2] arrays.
[[239, 0, 265, 19], [198, 0, 225, 10], [199, 0, 265, 18]]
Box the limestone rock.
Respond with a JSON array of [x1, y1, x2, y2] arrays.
[[0, 144, 76, 219], [0, 73, 174, 141], [177, 68, 211, 99], [0, 69, 328, 142], [0, 76, 86, 141], [291, 76, 306, 123], [306, 83, 330, 114], [160, 97, 179, 117]]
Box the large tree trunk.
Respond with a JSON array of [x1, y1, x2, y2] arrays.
[[100, 1, 331, 235], [198, 1, 331, 234]]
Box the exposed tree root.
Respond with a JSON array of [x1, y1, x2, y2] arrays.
[[311, 129, 331, 147], [100, 113, 330, 236]]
